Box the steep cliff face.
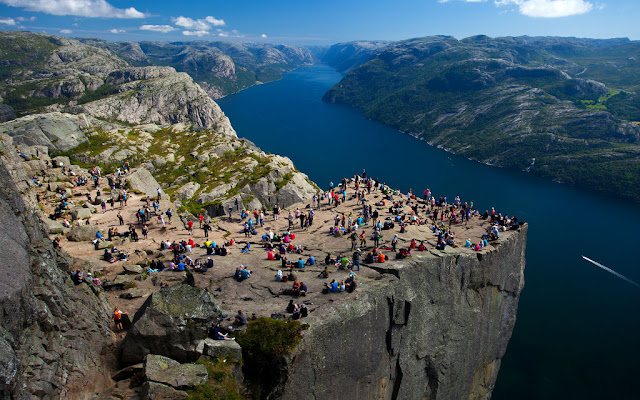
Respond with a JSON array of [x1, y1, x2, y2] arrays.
[[278, 225, 527, 400], [0, 135, 116, 399]]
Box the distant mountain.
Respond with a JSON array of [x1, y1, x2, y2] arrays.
[[324, 35, 640, 202], [320, 40, 390, 72], [0, 31, 235, 132], [79, 39, 314, 98]]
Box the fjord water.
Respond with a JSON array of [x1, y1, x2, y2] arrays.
[[217, 64, 640, 399]]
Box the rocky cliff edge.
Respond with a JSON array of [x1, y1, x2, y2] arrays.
[[278, 225, 527, 400], [0, 135, 116, 399]]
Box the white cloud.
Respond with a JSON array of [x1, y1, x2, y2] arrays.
[[172, 15, 225, 33], [218, 32, 229, 37], [204, 16, 225, 26], [0, 0, 146, 18], [16, 16, 37, 21], [0, 17, 16, 25], [261, 34, 267, 38], [60, 28, 72, 34], [494, 0, 593, 17], [140, 24, 176, 33], [110, 28, 125, 33], [182, 30, 209, 37]]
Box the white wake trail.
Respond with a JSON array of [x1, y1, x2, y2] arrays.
[[582, 256, 640, 289]]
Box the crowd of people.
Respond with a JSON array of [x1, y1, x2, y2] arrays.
[[30, 152, 523, 334]]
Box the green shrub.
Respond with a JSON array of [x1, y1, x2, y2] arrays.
[[188, 358, 243, 400]]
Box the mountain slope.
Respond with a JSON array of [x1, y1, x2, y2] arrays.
[[0, 31, 235, 133], [324, 36, 640, 202], [81, 39, 314, 98]]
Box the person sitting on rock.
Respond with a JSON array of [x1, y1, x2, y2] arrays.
[[72, 269, 84, 285], [286, 299, 296, 313], [291, 307, 301, 321], [319, 266, 330, 278], [234, 310, 247, 326], [236, 265, 251, 281], [292, 280, 301, 295], [299, 282, 308, 296], [418, 241, 427, 251], [296, 257, 305, 269], [275, 269, 283, 281], [209, 322, 234, 341], [325, 279, 339, 293], [103, 249, 116, 263], [241, 242, 251, 253], [305, 255, 315, 266], [193, 259, 207, 273]]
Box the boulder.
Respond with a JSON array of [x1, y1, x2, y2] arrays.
[[176, 182, 200, 201], [0, 112, 91, 151], [140, 381, 188, 400], [103, 275, 133, 290], [124, 167, 161, 198], [52, 156, 71, 168], [111, 363, 144, 381], [69, 207, 92, 220], [0, 104, 15, 122], [67, 225, 100, 242], [44, 218, 65, 234], [200, 338, 242, 360], [110, 188, 125, 201], [120, 288, 147, 300], [95, 240, 112, 250], [123, 264, 144, 275], [150, 270, 189, 287], [144, 354, 208, 389], [120, 284, 222, 364], [91, 196, 106, 206]]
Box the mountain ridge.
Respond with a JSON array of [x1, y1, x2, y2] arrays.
[[322, 35, 640, 202]]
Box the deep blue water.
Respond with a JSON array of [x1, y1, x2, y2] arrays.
[[218, 64, 640, 399]]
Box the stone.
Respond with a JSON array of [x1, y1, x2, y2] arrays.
[[120, 284, 222, 364], [111, 363, 144, 381], [124, 167, 162, 198], [140, 381, 188, 400], [67, 225, 100, 241], [176, 182, 200, 201], [52, 156, 71, 168], [120, 288, 147, 300], [44, 218, 65, 234], [123, 264, 144, 274], [69, 206, 92, 220], [95, 240, 112, 250], [0, 133, 115, 398], [103, 275, 133, 290], [144, 354, 208, 389], [150, 270, 189, 287], [201, 338, 242, 360], [0, 104, 15, 122], [110, 188, 125, 201], [0, 112, 91, 151]]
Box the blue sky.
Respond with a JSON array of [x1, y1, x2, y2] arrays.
[[0, 0, 638, 44]]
